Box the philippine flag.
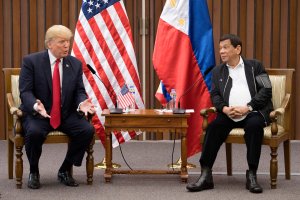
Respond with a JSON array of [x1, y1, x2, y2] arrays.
[[153, 0, 215, 157]]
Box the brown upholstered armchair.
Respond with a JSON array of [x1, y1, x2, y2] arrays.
[[3, 68, 95, 188], [200, 68, 294, 189]]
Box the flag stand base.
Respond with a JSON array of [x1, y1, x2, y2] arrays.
[[94, 157, 121, 169], [167, 157, 196, 169]]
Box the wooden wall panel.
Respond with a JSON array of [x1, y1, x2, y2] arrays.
[[3, 0, 12, 67], [289, 0, 297, 68], [262, 0, 272, 67], [0, 0, 3, 66], [245, 0, 254, 58], [21, 0, 29, 56], [0, 0, 4, 140], [239, 0, 247, 57], [37, 0, 45, 50], [296, 1, 300, 139], [280, 0, 288, 69], [271, 0, 281, 69], [12, 0, 21, 68], [53, 0, 60, 24], [222, 0, 230, 35], [255, 0, 264, 61], [212, 0, 221, 64], [1, 0, 300, 139], [230, 0, 238, 35], [29, 0, 38, 52], [1, 0, 13, 140], [68, 0, 77, 31], [62, 0, 69, 27]]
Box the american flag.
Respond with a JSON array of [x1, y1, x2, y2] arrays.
[[117, 84, 135, 109], [71, 0, 144, 147]]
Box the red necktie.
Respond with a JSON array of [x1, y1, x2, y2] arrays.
[[50, 59, 61, 129]]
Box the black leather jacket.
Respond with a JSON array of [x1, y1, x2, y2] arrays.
[[210, 58, 273, 125]]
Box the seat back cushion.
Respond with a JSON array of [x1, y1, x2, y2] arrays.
[[11, 75, 21, 108], [269, 75, 286, 125]]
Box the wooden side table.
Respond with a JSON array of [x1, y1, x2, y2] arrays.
[[102, 109, 190, 182]]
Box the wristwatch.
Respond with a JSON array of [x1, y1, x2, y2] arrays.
[[247, 105, 253, 112]]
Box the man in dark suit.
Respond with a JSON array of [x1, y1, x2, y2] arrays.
[[19, 25, 95, 189], [186, 34, 273, 193]]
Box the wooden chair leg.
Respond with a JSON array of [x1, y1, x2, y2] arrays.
[[270, 146, 278, 189], [8, 139, 14, 179], [86, 136, 95, 185], [283, 140, 291, 180], [15, 144, 23, 189], [225, 143, 232, 176]]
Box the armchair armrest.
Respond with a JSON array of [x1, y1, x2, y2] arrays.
[[269, 93, 290, 137], [200, 107, 217, 132], [7, 93, 23, 137], [7, 93, 23, 117]]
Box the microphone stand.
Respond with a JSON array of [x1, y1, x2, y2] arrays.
[[87, 64, 122, 170], [172, 103, 186, 114], [172, 78, 201, 114], [173, 66, 214, 114], [87, 64, 123, 114]]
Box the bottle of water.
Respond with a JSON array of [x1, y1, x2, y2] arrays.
[[129, 85, 135, 110], [170, 88, 176, 109]]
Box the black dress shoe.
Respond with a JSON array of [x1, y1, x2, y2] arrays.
[[57, 171, 79, 187], [186, 167, 214, 192], [246, 170, 263, 193], [28, 173, 40, 189]]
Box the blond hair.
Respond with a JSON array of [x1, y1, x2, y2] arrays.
[[45, 25, 73, 48]]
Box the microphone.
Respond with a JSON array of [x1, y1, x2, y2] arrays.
[[87, 64, 123, 114], [173, 65, 214, 114]]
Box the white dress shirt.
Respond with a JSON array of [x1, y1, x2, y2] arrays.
[[227, 57, 251, 122]]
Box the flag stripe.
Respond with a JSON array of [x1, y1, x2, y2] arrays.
[[78, 16, 123, 95], [103, 6, 142, 95], [89, 16, 126, 88], [73, 29, 113, 109], [72, 41, 106, 108], [99, 7, 142, 99], [72, 41, 107, 142], [115, 2, 134, 45]]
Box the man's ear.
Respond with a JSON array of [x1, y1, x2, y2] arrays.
[[236, 45, 242, 55]]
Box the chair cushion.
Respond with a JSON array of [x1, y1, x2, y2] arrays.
[[48, 131, 67, 136], [269, 75, 286, 125], [228, 125, 285, 138], [11, 75, 21, 108]]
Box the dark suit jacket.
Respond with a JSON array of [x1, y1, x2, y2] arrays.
[[19, 50, 87, 120]]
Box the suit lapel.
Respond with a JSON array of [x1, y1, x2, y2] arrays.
[[43, 51, 53, 93]]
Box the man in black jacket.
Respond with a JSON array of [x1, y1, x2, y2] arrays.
[[186, 34, 273, 193]]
